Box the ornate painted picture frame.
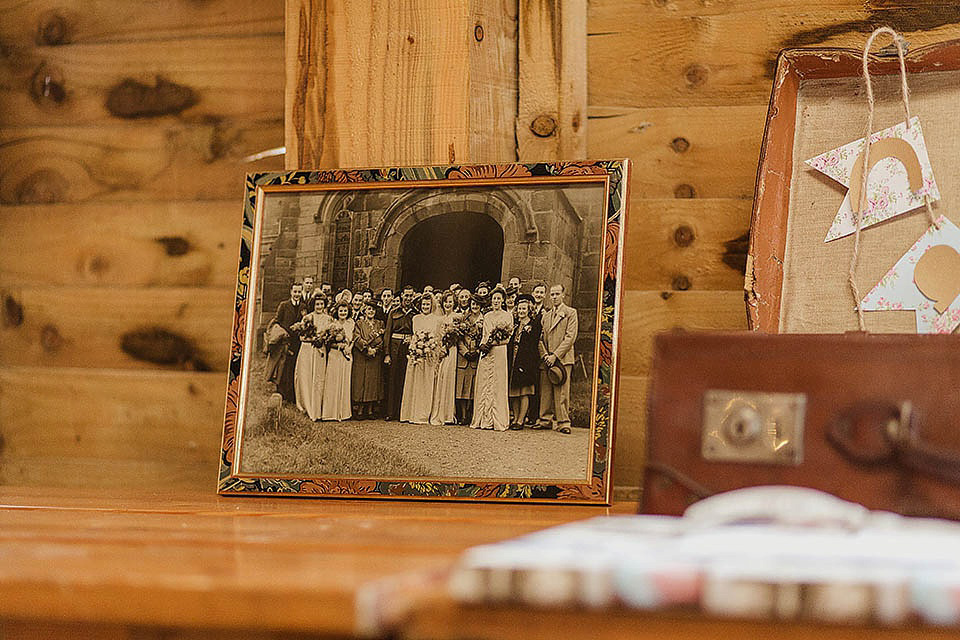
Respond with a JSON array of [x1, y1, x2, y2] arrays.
[[218, 160, 629, 504]]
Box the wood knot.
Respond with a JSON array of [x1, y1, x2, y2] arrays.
[[30, 65, 67, 105], [406, 34, 415, 44], [120, 327, 210, 370], [671, 275, 692, 291], [2, 294, 24, 327], [572, 111, 582, 132], [673, 184, 696, 199], [684, 63, 708, 88], [674, 225, 695, 247], [155, 236, 191, 256], [474, 24, 484, 41], [530, 114, 558, 138], [722, 232, 750, 274], [40, 324, 63, 352], [660, 291, 673, 300], [670, 137, 690, 153], [79, 254, 110, 278], [105, 76, 198, 119], [15, 169, 69, 204], [36, 11, 69, 45]]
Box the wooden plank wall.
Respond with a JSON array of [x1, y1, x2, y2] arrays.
[[2, 0, 960, 493]]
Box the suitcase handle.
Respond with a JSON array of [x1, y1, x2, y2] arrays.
[[827, 401, 960, 486]]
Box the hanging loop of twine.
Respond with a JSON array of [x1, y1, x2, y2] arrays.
[[849, 27, 914, 331]]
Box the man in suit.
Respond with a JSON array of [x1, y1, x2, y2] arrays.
[[266, 282, 303, 403], [537, 284, 578, 434], [319, 282, 333, 310], [526, 280, 548, 424], [376, 288, 395, 324], [383, 285, 417, 420], [300, 276, 316, 316]]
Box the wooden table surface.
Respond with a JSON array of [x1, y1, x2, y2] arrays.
[[0, 487, 625, 638], [4, 488, 960, 640]]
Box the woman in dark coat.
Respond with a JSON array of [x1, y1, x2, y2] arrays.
[[507, 294, 542, 429], [352, 302, 384, 418]]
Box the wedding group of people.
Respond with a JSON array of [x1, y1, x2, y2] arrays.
[[264, 275, 580, 433]]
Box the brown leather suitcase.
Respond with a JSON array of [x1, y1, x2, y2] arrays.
[[642, 331, 960, 518]]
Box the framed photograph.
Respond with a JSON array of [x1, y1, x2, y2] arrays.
[[218, 160, 629, 503]]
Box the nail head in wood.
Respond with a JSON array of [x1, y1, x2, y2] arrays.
[[674, 184, 696, 199], [37, 12, 68, 45], [674, 225, 695, 247], [530, 115, 558, 138], [684, 63, 708, 88]]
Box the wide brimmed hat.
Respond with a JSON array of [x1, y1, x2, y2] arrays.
[[546, 362, 567, 386]]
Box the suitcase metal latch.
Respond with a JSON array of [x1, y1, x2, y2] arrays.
[[702, 390, 806, 465]]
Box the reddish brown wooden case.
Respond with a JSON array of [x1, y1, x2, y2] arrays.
[[643, 331, 960, 517], [747, 39, 960, 332]]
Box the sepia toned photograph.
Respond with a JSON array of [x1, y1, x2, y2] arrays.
[[219, 161, 628, 503]]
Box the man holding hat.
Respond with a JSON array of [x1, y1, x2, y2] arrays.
[[536, 284, 578, 434]]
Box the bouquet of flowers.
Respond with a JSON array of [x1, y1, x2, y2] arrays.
[[408, 330, 443, 367], [449, 313, 482, 361], [292, 315, 317, 343], [479, 319, 513, 356], [319, 325, 351, 360]]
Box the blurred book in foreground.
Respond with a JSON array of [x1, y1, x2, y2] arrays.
[[448, 487, 960, 627]]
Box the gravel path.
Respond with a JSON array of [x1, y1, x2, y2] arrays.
[[331, 419, 591, 480]]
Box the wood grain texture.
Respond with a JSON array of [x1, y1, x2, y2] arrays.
[[0, 36, 283, 127], [0, 0, 283, 46], [0, 201, 241, 287], [0, 287, 234, 370], [0, 621, 324, 640], [619, 290, 748, 377], [0, 122, 283, 205], [622, 199, 752, 291], [587, 0, 960, 107], [588, 104, 766, 199], [469, 0, 520, 162], [610, 374, 648, 491], [0, 368, 223, 489], [0, 486, 629, 634], [516, 0, 587, 161], [286, 0, 508, 168]]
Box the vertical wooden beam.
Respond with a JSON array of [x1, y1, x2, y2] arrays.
[[285, 0, 520, 168], [469, 0, 520, 164], [517, 0, 587, 161]]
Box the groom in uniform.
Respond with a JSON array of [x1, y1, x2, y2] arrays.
[[383, 285, 417, 420]]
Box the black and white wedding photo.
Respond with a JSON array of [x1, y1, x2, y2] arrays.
[[232, 172, 615, 485]]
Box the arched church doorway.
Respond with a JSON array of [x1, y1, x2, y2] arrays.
[[399, 212, 504, 291]]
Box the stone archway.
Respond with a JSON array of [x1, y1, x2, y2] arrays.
[[366, 189, 528, 291], [398, 212, 504, 291]]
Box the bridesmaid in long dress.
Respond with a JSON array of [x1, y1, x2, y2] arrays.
[[400, 294, 441, 424], [321, 302, 354, 421], [294, 295, 330, 421], [429, 291, 458, 425], [471, 287, 513, 431]]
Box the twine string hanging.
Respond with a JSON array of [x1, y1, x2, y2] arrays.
[[849, 26, 922, 331]]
